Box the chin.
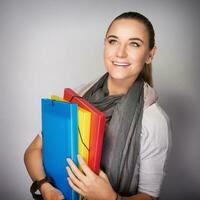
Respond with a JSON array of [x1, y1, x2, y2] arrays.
[[108, 71, 132, 81]]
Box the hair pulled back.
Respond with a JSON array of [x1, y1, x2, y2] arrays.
[[106, 12, 155, 87]]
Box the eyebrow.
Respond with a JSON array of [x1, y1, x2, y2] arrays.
[[106, 35, 144, 44]]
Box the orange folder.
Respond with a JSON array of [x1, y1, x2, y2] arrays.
[[64, 88, 106, 174]]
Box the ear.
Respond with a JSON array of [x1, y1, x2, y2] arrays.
[[146, 46, 157, 64]]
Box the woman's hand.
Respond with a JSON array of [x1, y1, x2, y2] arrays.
[[67, 155, 117, 200], [40, 182, 64, 200]]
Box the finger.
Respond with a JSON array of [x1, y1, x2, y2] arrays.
[[57, 194, 64, 200], [52, 191, 64, 200], [57, 192, 64, 200], [56, 189, 64, 198], [99, 170, 109, 181], [67, 158, 86, 182], [77, 155, 95, 177], [66, 166, 85, 190], [67, 177, 85, 196]]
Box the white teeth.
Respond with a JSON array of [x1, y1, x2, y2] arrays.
[[113, 62, 130, 66]]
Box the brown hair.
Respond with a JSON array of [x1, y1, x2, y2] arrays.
[[106, 12, 155, 87]]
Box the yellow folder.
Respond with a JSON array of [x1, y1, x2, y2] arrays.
[[51, 95, 91, 164], [78, 107, 91, 164], [51, 95, 66, 102]]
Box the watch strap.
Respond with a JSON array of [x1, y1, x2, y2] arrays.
[[30, 177, 53, 200]]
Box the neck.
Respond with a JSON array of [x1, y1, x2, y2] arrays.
[[107, 76, 137, 95]]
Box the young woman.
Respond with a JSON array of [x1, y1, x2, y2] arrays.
[[24, 12, 171, 200]]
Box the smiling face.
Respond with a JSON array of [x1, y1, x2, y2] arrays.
[[104, 19, 155, 84]]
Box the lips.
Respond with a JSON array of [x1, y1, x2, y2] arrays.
[[112, 61, 131, 67]]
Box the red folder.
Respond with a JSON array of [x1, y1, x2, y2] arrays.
[[64, 88, 106, 174]]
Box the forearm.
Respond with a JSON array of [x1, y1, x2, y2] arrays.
[[24, 147, 46, 181], [24, 142, 62, 197]]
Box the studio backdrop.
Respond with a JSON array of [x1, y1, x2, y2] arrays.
[[0, 0, 200, 199]]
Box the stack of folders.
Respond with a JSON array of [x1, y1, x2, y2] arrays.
[[41, 89, 106, 200]]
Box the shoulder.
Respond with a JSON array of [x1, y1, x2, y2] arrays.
[[73, 77, 99, 96], [142, 102, 171, 136], [143, 102, 170, 126], [141, 102, 172, 151]]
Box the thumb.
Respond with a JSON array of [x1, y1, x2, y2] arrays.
[[99, 170, 109, 181], [59, 193, 64, 199], [56, 190, 64, 199]]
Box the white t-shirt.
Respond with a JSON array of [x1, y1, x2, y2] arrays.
[[139, 102, 171, 197]]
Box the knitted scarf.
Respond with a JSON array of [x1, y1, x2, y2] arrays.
[[83, 73, 144, 196]]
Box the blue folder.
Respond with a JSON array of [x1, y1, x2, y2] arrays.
[[41, 99, 79, 200]]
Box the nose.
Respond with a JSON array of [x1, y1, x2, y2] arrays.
[[116, 44, 127, 58]]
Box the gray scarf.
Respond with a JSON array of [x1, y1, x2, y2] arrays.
[[83, 73, 144, 196]]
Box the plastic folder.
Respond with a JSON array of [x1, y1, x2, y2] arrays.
[[78, 107, 91, 164], [50, 95, 91, 164], [51, 95, 66, 102], [63, 88, 106, 174], [41, 99, 79, 200]]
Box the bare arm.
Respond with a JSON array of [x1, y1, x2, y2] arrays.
[[24, 135, 64, 199], [24, 134, 45, 181]]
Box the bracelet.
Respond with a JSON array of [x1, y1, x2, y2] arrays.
[[30, 177, 53, 200]]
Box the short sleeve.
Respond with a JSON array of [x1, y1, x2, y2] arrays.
[[138, 103, 172, 197]]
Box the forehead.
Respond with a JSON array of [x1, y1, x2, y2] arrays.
[[107, 19, 148, 40]]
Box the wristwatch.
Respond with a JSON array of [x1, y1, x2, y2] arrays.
[[30, 177, 53, 200]]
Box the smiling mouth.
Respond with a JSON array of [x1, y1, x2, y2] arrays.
[[112, 61, 131, 67]]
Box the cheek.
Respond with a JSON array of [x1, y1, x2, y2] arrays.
[[104, 48, 112, 59], [104, 44, 117, 59], [130, 50, 148, 64], [103, 49, 110, 70], [103, 48, 114, 68]]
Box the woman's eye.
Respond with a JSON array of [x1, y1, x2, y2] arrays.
[[108, 39, 117, 45], [130, 42, 140, 47]]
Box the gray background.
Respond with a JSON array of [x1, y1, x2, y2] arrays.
[[0, 0, 200, 199]]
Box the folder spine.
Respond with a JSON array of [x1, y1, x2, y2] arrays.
[[63, 88, 106, 174], [70, 104, 78, 165]]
